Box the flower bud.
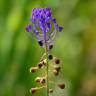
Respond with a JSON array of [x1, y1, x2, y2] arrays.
[[53, 69, 59, 76], [30, 67, 38, 73], [54, 66, 61, 72], [58, 83, 65, 89], [38, 40, 43, 46], [38, 62, 43, 68], [49, 89, 53, 93], [48, 54, 53, 60], [40, 77, 46, 84], [54, 58, 60, 64], [49, 45, 53, 50], [35, 77, 41, 82], [38, 59, 46, 68], [35, 77, 46, 84], [43, 59, 47, 65], [30, 87, 38, 94]]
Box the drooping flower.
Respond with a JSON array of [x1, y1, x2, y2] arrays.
[[25, 8, 63, 48]]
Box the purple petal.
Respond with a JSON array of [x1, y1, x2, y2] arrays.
[[59, 26, 63, 32], [25, 24, 32, 32], [47, 23, 51, 29], [52, 18, 56, 23]]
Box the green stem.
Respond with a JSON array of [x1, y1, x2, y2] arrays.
[[38, 86, 47, 89], [44, 40, 49, 96]]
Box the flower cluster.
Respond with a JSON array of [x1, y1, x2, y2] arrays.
[[25, 8, 63, 48], [25, 8, 64, 96], [29, 55, 65, 94]]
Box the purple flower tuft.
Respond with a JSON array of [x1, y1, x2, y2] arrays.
[[25, 8, 63, 48]]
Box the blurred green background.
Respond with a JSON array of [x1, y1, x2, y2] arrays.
[[0, 0, 96, 96]]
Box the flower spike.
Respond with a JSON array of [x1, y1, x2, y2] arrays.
[[25, 7, 64, 96], [26, 8, 63, 48]]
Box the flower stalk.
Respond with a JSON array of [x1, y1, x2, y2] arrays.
[[44, 37, 49, 96]]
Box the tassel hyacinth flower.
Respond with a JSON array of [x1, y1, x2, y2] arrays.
[[25, 8, 64, 96]]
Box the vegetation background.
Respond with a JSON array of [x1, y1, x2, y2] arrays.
[[0, 0, 96, 96]]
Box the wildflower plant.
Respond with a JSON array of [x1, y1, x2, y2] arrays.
[[25, 8, 65, 96]]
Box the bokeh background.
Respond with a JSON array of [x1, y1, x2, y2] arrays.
[[0, 0, 96, 96]]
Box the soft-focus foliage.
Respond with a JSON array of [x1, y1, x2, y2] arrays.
[[0, 0, 96, 96]]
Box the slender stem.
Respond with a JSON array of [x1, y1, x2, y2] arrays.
[[38, 86, 47, 89], [45, 43, 49, 96], [44, 34, 49, 96]]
